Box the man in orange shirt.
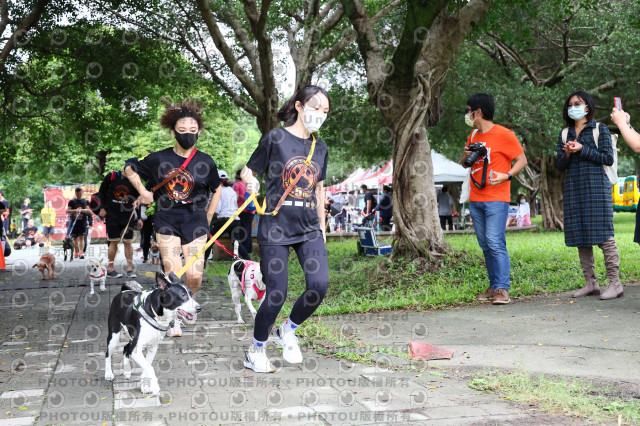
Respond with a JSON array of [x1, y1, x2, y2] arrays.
[[460, 93, 527, 305]]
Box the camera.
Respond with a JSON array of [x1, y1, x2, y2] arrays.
[[464, 143, 487, 167]]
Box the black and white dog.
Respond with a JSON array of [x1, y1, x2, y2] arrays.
[[104, 272, 201, 395], [228, 241, 266, 323]]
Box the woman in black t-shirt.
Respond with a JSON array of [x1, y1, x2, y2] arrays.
[[241, 85, 331, 373], [124, 99, 221, 337]]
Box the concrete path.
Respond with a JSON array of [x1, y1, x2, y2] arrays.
[[0, 246, 584, 425]]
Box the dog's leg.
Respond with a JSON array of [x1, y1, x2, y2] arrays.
[[104, 331, 120, 381], [131, 348, 160, 395], [50, 264, 55, 280], [245, 293, 258, 319], [229, 279, 244, 324], [90, 279, 95, 296], [100, 277, 106, 292]]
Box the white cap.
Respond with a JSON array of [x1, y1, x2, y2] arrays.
[[218, 170, 229, 179]]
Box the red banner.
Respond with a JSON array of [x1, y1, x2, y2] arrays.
[[43, 185, 106, 240]]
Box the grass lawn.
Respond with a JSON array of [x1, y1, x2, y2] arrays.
[[205, 212, 640, 316]]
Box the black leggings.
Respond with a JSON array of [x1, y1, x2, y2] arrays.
[[254, 237, 329, 341]]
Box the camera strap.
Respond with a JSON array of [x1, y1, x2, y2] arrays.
[[470, 157, 488, 189]]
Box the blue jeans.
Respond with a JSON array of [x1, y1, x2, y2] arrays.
[[470, 201, 511, 290]]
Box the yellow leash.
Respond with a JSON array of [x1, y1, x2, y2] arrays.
[[175, 193, 257, 278]]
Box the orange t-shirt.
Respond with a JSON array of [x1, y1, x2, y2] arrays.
[[465, 124, 523, 203]]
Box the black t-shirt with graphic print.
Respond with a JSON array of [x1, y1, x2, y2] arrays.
[[68, 197, 89, 220], [23, 226, 38, 238], [247, 127, 328, 245], [125, 148, 220, 212], [98, 171, 140, 216]]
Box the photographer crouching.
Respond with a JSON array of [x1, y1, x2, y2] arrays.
[[460, 93, 528, 305]]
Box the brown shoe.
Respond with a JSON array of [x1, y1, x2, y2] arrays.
[[476, 286, 494, 301], [492, 289, 510, 305]]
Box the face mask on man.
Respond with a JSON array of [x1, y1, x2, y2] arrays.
[[302, 106, 326, 133], [465, 111, 476, 128], [567, 106, 587, 121], [175, 131, 198, 149]]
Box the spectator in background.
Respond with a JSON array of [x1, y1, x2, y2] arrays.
[[23, 219, 42, 248], [9, 220, 18, 239], [0, 190, 9, 236], [41, 200, 56, 248], [67, 187, 91, 259], [374, 185, 393, 231], [204, 170, 249, 266], [611, 107, 640, 245], [515, 194, 531, 227], [556, 90, 621, 300], [360, 184, 377, 227], [330, 192, 346, 232], [20, 197, 33, 231], [437, 186, 455, 230], [233, 169, 255, 256]]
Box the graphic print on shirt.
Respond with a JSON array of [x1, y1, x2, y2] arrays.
[[113, 185, 129, 201], [282, 156, 319, 199], [164, 168, 195, 201]]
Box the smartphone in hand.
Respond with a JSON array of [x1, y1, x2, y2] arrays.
[[614, 97, 622, 110]]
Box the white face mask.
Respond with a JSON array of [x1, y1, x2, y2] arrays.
[[520, 199, 526, 204], [567, 105, 587, 121], [465, 112, 475, 128], [302, 106, 326, 133]]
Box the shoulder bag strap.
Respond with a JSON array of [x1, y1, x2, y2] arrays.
[[151, 148, 198, 193]]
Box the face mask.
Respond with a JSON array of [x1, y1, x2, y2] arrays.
[[302, 106, 326, 133], [465, 112, 475, 128], [175, 131, 198, 149], [520, 199, 526, 204], [567, 106, 587, 120]]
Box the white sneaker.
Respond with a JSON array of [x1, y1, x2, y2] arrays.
[[244, 346, 276, 373], [273, 326, 303, 364], [166, 320, 183, 337]]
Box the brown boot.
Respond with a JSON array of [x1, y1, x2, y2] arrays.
[[476, 286, 494, 301], [574, 246, 600, 297], [571, 282, 600, 298], [600, 282, 623, 300], [598, 237, 623, 300], [492, 289, 510, 305]]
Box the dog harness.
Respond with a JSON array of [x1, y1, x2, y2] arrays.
[[240, 261, 265, 300], [131, 290, 174, 331]]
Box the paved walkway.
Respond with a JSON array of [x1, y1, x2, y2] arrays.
[[1, 246, 584, 425]]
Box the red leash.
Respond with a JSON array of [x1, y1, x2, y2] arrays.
[[211, 235, 239, 260]]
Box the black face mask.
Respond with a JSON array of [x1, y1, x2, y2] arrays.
[[175, 131, 198, 149]]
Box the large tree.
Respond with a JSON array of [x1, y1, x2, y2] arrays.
[[339, 0, 492, 257]]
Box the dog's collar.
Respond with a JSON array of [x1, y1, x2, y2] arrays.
[[89, 271, 105, 279], [132, 290, 174, 331]]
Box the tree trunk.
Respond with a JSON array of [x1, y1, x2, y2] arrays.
[[539, 155, 565, 230], [384, 84, 446, 260], [526, 188, 538, 218]]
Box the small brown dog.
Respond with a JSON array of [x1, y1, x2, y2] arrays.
[[150, 241, 160, 265], [33, 253, 56, 280]]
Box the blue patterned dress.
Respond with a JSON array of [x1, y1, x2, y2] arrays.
[[555, 119, 614, 247]]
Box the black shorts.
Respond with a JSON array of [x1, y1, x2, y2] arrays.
[[42, 226, 55, 235], [26, 237, 36, 245], [106, 217, 134, 242], [154, 207, 209, 245], [69, 218, 86, 237]]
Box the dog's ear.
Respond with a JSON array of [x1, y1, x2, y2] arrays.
[[99, 258, 103, 263], [155, 272, 170, 290], [167, 271, 181, 285], [32, 264, 38, 268]]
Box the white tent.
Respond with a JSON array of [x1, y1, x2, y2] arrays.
[[431, 150, 467, 183]]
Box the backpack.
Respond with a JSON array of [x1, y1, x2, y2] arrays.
[[561, 123, 618, 185]]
